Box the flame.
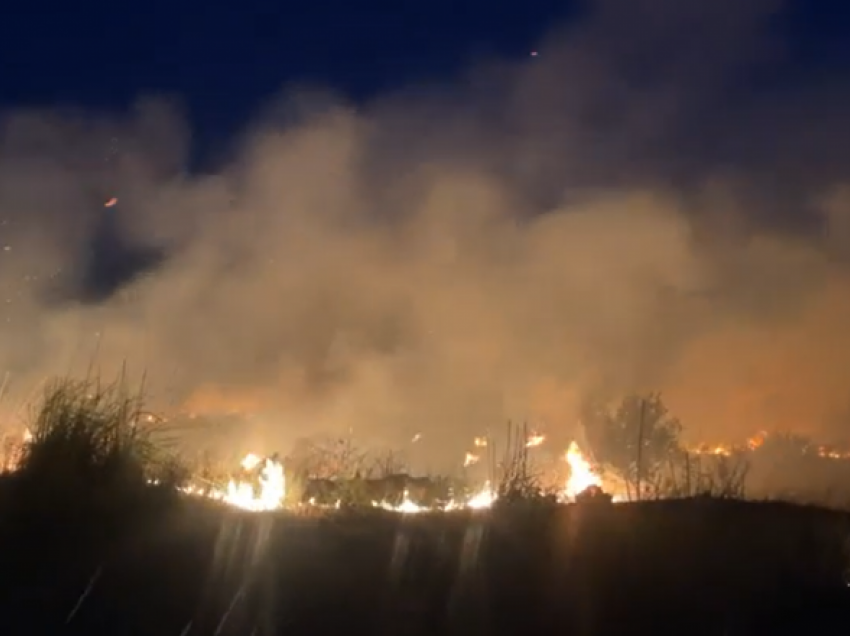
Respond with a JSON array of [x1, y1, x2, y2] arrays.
[[373, 481, 497, 513], [819, 446, 850, 459], [747, 431, 767, 450], [564, 442, 601, 499], [465, 482, 496, 509], [689, 444, 733, 456], [224, 455, 286, 512], [240, 453, 262, 471], [11, 415, 850, 515], [688, 431, 850, 459], [181, 453, 286, 512], [374, 489, 427, 513], [526, 434, 545, 448]]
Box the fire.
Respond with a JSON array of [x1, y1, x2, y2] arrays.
[[819, 447, 850, 459], [526, 434, 545, 448], [747, 431, 767, 450], [689, 444, 733, 456], [181, 453, 287, 512], [466, 482, 496, 509], [240, 453, 262, 471], [688, 431, 850, 460], [188, 451, 501, 515], [375, 489, 426, 513], [12, 414, 850, 514], [223, 455, 286, 512], [564, 441, 602, 499], [374, 481, 497, 513]]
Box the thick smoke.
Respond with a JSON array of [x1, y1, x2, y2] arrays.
[[0, 0, 849, 462]]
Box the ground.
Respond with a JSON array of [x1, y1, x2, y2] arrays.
[[0, 485, 848, 636]]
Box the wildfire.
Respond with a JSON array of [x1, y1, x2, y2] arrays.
[[223, 455, 286, 512], [688, 431, 850, 460], [564, 442, 602, 499], [526, 433, 546, 448], [375, 491, 425, 514], [373, 481, 497, 514], [690, 444, 733, 456], [747, 431, 767, 450], [466, 482, 497, 509], [177, 453, 287, 512], [10, 417, 850, 514], [819, 447, 850, 460]]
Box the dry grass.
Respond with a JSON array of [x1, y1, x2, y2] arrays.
[[14, 375, 183, 508]]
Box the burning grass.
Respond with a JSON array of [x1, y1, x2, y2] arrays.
[[0, 377, 849, 633], [5, 375, 850, 518]]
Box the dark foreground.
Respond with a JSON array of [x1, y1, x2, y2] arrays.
[[0, 487, 849, 636]]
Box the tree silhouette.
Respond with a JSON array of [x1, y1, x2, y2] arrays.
[[582, 392, 682, 500]]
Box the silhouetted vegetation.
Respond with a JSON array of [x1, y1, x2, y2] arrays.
[[0, 377, 849, 635]]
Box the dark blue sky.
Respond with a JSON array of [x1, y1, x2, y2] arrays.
[[0, 0, 571, 151], [1, 0, 849, 166]]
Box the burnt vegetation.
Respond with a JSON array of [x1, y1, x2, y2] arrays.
[[0, 377, 848, 635]]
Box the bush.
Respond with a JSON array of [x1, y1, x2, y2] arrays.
[[494, 422, 557, 507], [15, 376, 179, 509]]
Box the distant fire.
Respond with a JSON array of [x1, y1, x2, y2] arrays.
[[687, 430, 850, 460], [747, 431, 767, 450], [5, 419, 850, 513]]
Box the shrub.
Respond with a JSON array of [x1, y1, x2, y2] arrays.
[[494, 422, 556, 507], [16, 376, 178, 509]]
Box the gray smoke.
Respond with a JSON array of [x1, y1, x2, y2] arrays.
[[1, 0, 849, 464]]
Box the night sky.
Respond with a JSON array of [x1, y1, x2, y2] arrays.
[[1, 0, 572, 163], [1, 1, 846, 164]]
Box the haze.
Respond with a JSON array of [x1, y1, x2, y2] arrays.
[[1, 0, 849, 463]]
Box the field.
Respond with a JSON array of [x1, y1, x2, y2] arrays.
[[0, 484, 849, 636], [2, 378, 850, 636]]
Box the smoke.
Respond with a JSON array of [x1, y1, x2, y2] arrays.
[[1, 0, 849, 461]]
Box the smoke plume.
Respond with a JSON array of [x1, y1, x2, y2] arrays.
[[1, 0, 849, 464]]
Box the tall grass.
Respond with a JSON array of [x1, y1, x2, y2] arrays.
[[15, 376, 181, 507], [493, 421, 555, 506]]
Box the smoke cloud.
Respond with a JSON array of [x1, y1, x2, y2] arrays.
[[1, 0, 849, 463]]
